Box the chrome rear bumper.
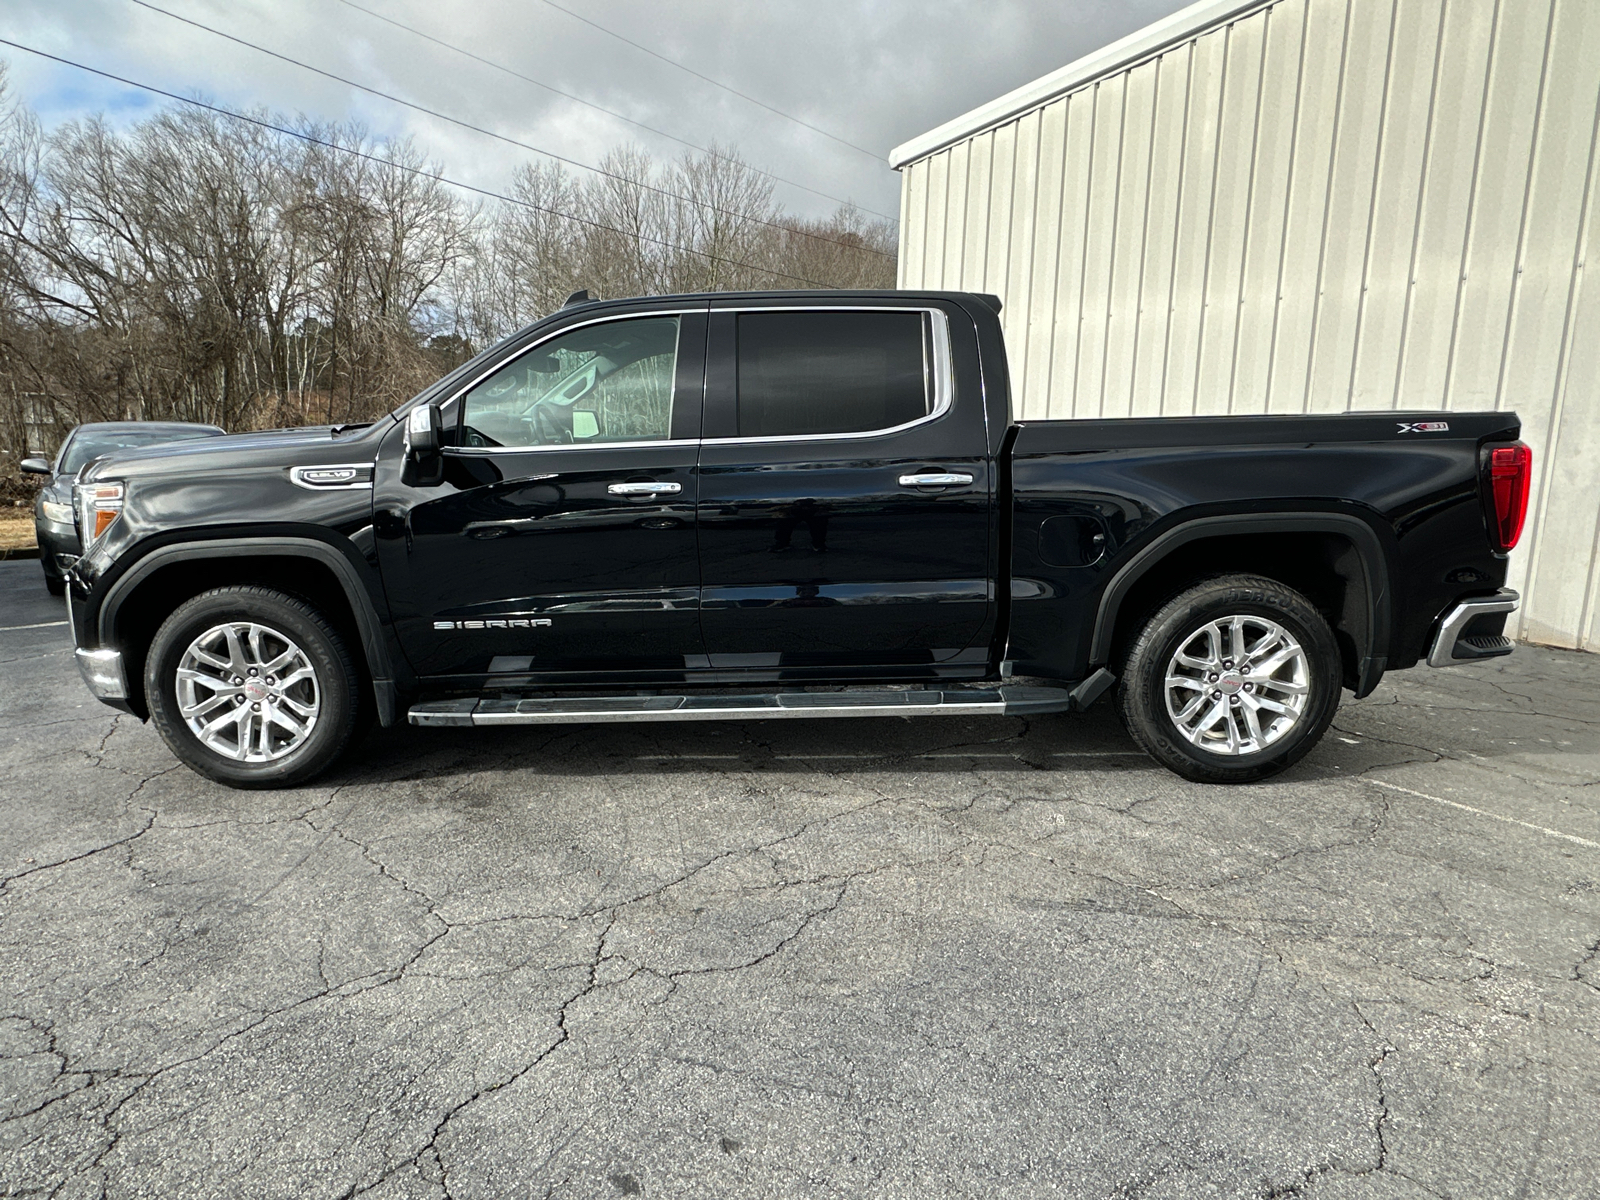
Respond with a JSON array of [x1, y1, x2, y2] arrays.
[[1427, 589, 1519, 667]]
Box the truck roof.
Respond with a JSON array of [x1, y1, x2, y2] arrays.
[[556, 289, 1003, 316]]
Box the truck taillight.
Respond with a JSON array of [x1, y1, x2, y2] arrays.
[[1484, 442, 1531, 552]]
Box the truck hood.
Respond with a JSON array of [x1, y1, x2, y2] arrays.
[[78, 421, 393, 483]]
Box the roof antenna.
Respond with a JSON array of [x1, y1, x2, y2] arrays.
[[563, 289, 592, 307]]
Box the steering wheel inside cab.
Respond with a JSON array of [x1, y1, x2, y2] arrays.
[[531, 402, 573, 445]]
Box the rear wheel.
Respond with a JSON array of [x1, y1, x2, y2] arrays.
[[1117, 574, 1342, 784], [146, 587, 360, 788]]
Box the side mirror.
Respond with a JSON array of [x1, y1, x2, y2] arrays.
[[403, 402, 445, 487], [20, 457, 51, 476], [405, 402, 442, 457]]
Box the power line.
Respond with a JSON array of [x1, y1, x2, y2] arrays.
[[0, 37, 850, 290], [537, 0, 885, 163], [328, 0, 897, 223], [126, 0, 895, 263]]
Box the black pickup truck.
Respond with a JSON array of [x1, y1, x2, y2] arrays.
[[64, 290, 1530, 788]]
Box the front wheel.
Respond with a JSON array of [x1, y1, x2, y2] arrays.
[[146, 586, 361, 788], [1117, 574, 1342, 784]]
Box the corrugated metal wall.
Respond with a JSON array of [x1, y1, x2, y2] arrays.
[[898, 0, 1600, 652]]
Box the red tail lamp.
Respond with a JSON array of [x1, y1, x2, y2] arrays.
[[1484, 441, 1531, 552]]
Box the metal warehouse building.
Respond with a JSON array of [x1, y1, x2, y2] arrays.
[[892, 0, 1600, 652]]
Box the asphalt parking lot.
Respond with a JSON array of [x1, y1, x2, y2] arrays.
[[1, 560, 1596, 1199]]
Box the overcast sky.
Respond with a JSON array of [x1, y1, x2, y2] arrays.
[[2, 0, 1193, 223]]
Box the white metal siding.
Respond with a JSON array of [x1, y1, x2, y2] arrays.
[[898, 0, 1600, 652]]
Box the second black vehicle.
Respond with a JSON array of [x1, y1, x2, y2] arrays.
[[60, 291, 1530, 788], [21, 420, 225, 594]]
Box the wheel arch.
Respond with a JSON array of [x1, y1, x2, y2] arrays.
[[1089, 513, 1392, 697], [99, 537, 399, 724]]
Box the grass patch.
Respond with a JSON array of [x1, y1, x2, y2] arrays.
[[0, 511, 38, 551]]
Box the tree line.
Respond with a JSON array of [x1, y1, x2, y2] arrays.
[[0, 63, 896, 471]]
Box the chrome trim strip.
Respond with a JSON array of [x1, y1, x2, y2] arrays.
[[1426, 589, 1518, 667], [438, 303, 957, 452], [700, 307, 955, 446]]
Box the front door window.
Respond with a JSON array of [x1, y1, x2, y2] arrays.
[[461, 316, 680, 448]]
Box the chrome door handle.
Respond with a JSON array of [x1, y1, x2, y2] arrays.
[[898, 472, 974, 488], [608, 481, 682, 495]]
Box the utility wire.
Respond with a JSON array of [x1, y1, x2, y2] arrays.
[[0, 38, 848, 290], [537, 0, 884, 162], [126, 0, 895, 262], [329, 0, 896, 222]]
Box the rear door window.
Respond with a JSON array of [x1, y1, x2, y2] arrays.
[[735, 311, 931, 438]]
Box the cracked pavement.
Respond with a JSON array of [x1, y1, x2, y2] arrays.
[[1, 562, 1597, 1198]]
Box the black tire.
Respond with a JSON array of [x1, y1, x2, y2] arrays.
[[43, 570, 66, 596], [145, 586, 361, 789], [1117, 574, 1342, 784]]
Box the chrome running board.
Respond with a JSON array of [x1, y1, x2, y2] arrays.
[[408, 686, 1075, 727]]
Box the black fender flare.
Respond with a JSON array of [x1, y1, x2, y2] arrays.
[[99, 536, 401, 725], [1087, 512, 1393, 698]]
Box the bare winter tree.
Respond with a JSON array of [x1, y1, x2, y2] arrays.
[[291, 129, 478, 425], [0, 65, 896, 481], [0, 64, 47, 472], [578, 147, 671, 302], [668, 145, 777, 292], [467, 161, 581, 344]]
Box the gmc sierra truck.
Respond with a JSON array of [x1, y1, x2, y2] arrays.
[[64, 290, 1531, 789]]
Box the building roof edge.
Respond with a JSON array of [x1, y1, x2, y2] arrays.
[[888, 0, 1273, 169]]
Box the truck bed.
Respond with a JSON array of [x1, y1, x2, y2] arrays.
[[1006, 409, 1521, 690]]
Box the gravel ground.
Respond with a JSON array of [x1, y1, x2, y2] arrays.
[[0, 560, 1596, 1199]]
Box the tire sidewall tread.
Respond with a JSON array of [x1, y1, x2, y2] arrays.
[[1117, 574, 1342, 784], [145, 586, 359, 789]]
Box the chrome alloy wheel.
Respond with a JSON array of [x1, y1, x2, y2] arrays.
[[1163, 614, 1310, 756], [176, 622, 320, 762]]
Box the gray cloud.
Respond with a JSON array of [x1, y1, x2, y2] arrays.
[[4, 0, 1192, 221]]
